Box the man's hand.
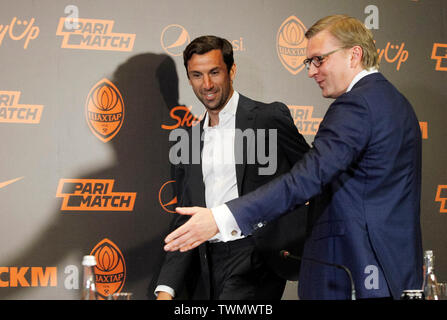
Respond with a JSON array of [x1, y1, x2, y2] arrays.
[[164, 207, 218, 252]]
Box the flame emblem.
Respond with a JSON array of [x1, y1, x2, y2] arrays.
[[276, 16, 308, 75], [85, 78, 125, 143], [91, 82, 120, 112], [95, 242, 120, 272], [282, 20, 305, 46], [90, 238, 126, 299]]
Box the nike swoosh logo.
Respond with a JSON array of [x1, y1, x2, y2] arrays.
[[0, 177, 24, 189]]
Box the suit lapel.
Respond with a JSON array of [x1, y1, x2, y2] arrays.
[[235, 94, 256, 196], [188, 119, 206, 207]]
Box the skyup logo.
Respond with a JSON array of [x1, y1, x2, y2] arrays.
[[288, 106, 322, 135], [276, 16, 308, 75], [86, 79, 124, 143], [160, 24, 190, 56], [56, 179, 136, 212], [90, 239, 126, 299], [0, 91, 43, 124], [56, 17, 135, 52], [0, 17, 39, 49], [161, 106, 203, 130], [159, 180, 177, 213]]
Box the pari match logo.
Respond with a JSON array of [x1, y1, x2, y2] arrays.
[[86, 78, 124, 143], [0, 91, 43, 124], [431, 43, 447, 71], [435, 185, 447, 213], [56, 17, 135, 52], [90, 239, 126, 299], [277, 16, 308, 75], [288, 106, 322, 136], [56, 179, 136, 212]]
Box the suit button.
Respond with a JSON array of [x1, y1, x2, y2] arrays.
[[231, 230, 238, 236], [257, 222, 263, 228]]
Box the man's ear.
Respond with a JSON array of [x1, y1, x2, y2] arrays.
[[351, 45, 363, 68], [230, 63, 237, 82]]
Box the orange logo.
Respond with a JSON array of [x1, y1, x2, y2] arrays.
[[56, 179, 137, 212], [419, 121, 428, 139], [435, 185, 447, 213], [86, 78, 124, 143], [159, 180, 177, 213], [160, 24, 190, 56], [376, 42, 409, 71], [0, 177, 24, 189], [431, 43, 447, 71], [161, 106, 203, 130], [56, 17, 135, 51], [0, 267, 57, 287], [0, 91, 43, 123], [288, 106, 322, 135], [90, 239, 126, 299], [276, 16, 308, 75], [0, 17, 39, 49]]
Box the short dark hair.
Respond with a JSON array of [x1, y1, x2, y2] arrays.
[[183, 35, 234, 77]]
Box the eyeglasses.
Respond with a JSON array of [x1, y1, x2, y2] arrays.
[[303, 48, 344, 70]]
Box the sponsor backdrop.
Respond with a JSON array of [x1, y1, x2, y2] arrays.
[[0, 0, 446, 300]]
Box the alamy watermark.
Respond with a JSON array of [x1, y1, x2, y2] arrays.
[[168, 125, 278, 176]]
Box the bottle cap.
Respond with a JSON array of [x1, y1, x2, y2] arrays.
[[425, 250, 433, 257], [82, 255, 97, 266]]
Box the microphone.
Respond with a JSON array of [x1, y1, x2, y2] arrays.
[[280, 250, 356, 300]]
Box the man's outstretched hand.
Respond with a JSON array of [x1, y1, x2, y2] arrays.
[[164, 207, 218, 252]]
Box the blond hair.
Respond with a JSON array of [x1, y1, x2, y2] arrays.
[[305, 15, 379, 69]]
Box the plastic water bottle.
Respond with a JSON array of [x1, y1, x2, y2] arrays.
[[423, 250, 440, 300], [82, 255, 97, 300]]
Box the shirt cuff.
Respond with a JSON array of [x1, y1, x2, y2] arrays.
[[211, 204, 243, 242], [154, 285, 175, 298]]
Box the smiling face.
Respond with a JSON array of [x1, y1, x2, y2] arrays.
[[187, 49, 236, 115], [188, 50, 236, 113], [306, 30, 360, 99]]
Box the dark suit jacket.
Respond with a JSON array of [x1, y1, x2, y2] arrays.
[[156, 94, 310, 299], [226, 73, 423, 299]]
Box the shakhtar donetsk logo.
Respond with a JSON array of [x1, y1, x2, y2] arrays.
[[276, 16, 308, 75], [86, 78, 124, 143], [90, 238, 126, 299]]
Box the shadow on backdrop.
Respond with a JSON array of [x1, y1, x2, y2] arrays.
[[0, 52, 187, 300]]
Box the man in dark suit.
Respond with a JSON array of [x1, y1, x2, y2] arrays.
[[155, 35, 310, 299], [164, 16, 423, 300]]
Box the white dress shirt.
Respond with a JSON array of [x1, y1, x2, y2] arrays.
[[211, 68, 379, 241], [202, 91, 244, 242]]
